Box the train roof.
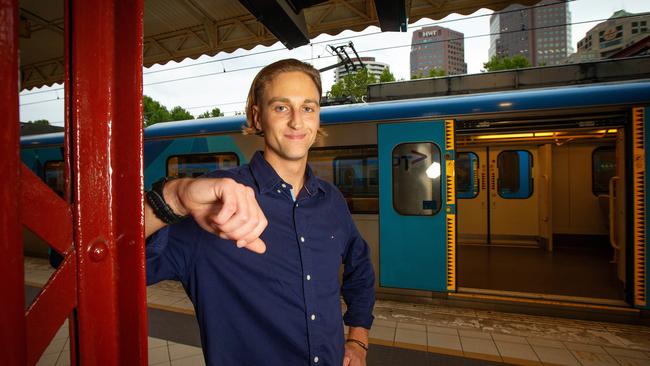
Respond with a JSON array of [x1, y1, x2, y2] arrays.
[[21, 79, 650, 147]]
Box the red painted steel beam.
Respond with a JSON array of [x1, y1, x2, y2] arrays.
[[20, 164, 74, 255], [0, 0, 27, 365], [26, 256, 77, 365], [112, 0, 149, 363], [70, 0, 147, 364], [63, 2, 77, 364]]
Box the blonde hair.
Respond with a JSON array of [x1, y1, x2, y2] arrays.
[[243, 59, 324, 136]]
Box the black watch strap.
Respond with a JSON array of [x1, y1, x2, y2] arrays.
[[146, 177, 188, 225]]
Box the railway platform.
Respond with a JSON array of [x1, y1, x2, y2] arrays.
[[25, 256, 650, 366]]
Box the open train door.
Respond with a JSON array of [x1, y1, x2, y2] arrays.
[[378, 120, 456, 292]]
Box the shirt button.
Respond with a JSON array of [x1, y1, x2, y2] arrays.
[[300, 236, 305, 243], [314, 356, 319, 363], [281, 183, 287, 188], [310, 314, 316, 321], [295, 202, 299, 207], [276, 189, 281, 193], [306, 274, 311, 281]]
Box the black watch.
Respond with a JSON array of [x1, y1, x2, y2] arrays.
[[146, 177, 188, 225]]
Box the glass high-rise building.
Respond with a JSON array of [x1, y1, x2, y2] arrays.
[[410, 25, 467, 77], [489, 0, 572, 66]]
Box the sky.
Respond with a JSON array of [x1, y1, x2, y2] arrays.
[[19, 0, 649, 126]]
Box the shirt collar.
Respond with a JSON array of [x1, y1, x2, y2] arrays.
[[248, 151, 323, 196]]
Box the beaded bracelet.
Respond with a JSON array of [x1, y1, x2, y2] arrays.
[[345, 338, 368, 351]]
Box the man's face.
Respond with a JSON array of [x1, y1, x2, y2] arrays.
[[253, 71, 320, 164]]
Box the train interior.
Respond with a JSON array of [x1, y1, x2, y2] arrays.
[[455, 111, 628, 305]]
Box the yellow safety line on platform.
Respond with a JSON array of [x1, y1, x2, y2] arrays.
[[449, 292, 640, 313]]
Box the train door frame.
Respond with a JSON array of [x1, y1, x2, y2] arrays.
[[538, 144, 553, 251], [456, 148, 488, 245], [628, 107, 648, 309], [612, 130, 626, 286]]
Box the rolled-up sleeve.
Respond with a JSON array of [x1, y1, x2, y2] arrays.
[[146, 219, 201, 287], [340, 214, 376, 329]]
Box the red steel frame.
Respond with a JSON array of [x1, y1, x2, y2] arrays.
[[1, 0, 147, 364], [1, 0, 26, 364], [71, 0, 147, 363]]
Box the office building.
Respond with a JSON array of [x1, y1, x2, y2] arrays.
[[570, 10, 649, 62], [489, 0, 572, 66], [410, 25, 467, 77], [334, 57, 389, 83]]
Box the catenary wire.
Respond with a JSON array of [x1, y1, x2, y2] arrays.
[[20, 0, 577, 98]]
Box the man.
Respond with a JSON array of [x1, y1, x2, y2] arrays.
[[145, 59, 375, 366]]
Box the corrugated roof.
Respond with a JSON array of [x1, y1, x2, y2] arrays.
[[19, 0, 539, 90]]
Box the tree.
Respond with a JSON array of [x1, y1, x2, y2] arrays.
[[143, 95, 171, 126], [143, 95, 195, 126], [411, 67, 446, 80], [428, 68, 447, 77], [482, 54, 531, 72], [31, 119, 50, 125], [379, 68, 396, 83], [197, 107, 224, 119], [170, 106, 194, 121], [328, 67, 376, 103]]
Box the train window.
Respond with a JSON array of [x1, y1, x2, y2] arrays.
[[44, 161, 65, 198], [167, 153, 239, 178], [497, 150, 533, 199], [309, 146, 378, 214], [592, 147, 616, 195], [456, 152, 479, 199], [392, 142, 442, 216]]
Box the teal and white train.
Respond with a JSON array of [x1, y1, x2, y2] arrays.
[[21, 80, 650, 316]]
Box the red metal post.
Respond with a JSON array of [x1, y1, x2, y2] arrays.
[[70, 0, 147, 364], [63, 1, 77, 364], [0, 0, 27, 365]]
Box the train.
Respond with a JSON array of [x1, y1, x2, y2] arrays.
[[20, 79, 650, 312]]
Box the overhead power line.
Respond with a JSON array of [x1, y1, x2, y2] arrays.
[[143, 0, 577, 76], [21, 0, 577, 98], [117, 17, 629, 88], [21, 15, 625, 110]]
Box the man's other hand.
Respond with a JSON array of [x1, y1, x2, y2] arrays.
[[343, 342, 367, 366], [171, 178, 267, 254]]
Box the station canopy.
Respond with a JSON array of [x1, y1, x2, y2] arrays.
[[19, 0, 537, 90]]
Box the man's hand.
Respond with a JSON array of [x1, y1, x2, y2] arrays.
[[343, 342, 367, 366], [153, 177, 267, 253], [343, 327, 369, 366]]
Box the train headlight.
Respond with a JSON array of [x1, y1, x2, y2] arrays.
[[426, 162, 441, 179]]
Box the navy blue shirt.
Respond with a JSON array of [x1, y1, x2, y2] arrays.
[[146, 151, 375, 366]]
